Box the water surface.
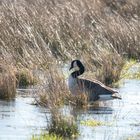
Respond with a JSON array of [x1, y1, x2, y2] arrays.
[[0, 79, 140, 140], [0, 89, 50, 140], [76, 79, 140, 140]]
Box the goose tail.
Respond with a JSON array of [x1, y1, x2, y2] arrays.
[[112, 93, 122, 99], [98, 92, 122, 101]]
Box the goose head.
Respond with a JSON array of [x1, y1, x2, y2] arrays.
[[69, 60, 85, 78]]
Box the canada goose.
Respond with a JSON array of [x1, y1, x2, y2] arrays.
[[68, 60, 121, 102]]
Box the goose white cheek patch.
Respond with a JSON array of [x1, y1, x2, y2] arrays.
[[69, 66, 80, 74]]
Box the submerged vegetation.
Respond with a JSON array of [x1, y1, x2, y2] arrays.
[[0, 0, 140, 139], [81, 120, 104, 127], [32, 133, 63, 140]]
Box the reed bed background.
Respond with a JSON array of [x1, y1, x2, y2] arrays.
[[1, 0, 139, 86], [0, 0, 140, 138], [0, 0, 139, 70]]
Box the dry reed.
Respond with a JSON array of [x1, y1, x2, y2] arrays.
[[0, 60, 16, 99], [1, 0, 139, 86]]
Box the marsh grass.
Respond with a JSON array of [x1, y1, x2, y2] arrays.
[[1, 0, 139, 86], [49, 113, 78, 138], [36, 67, 69, 107], [94, 50, 125, 85], [34, 65, 80, 137], [67, 93, 88, 107], [120, 59, 140, 79], [16, 68, 37, 87], [0, 62, 16, 99]]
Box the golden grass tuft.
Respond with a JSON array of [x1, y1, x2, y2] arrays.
[[0, 62, 16, 99], [37, 68, 69, 107], [49, 110, 78, 138], [16, 68, 37, 87], [95, 50, 125, 85]]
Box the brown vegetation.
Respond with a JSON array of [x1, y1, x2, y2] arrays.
[[0, 60, 16, 99], [16, 68, 37, 87], [37, 66, 69, 107], [0, 0, 139, 86]]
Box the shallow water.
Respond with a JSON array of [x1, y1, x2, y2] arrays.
[[76, 79, 140, 140], [0, 89, 50, 140], [0, 79, 140, 140]]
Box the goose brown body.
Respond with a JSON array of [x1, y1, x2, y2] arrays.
[[68, 60, 121, 102]]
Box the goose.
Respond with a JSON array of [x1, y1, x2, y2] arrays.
[[68, 60, 121, 102]]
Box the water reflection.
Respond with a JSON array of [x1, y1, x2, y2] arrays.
[[88, 106, 113, 112]]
